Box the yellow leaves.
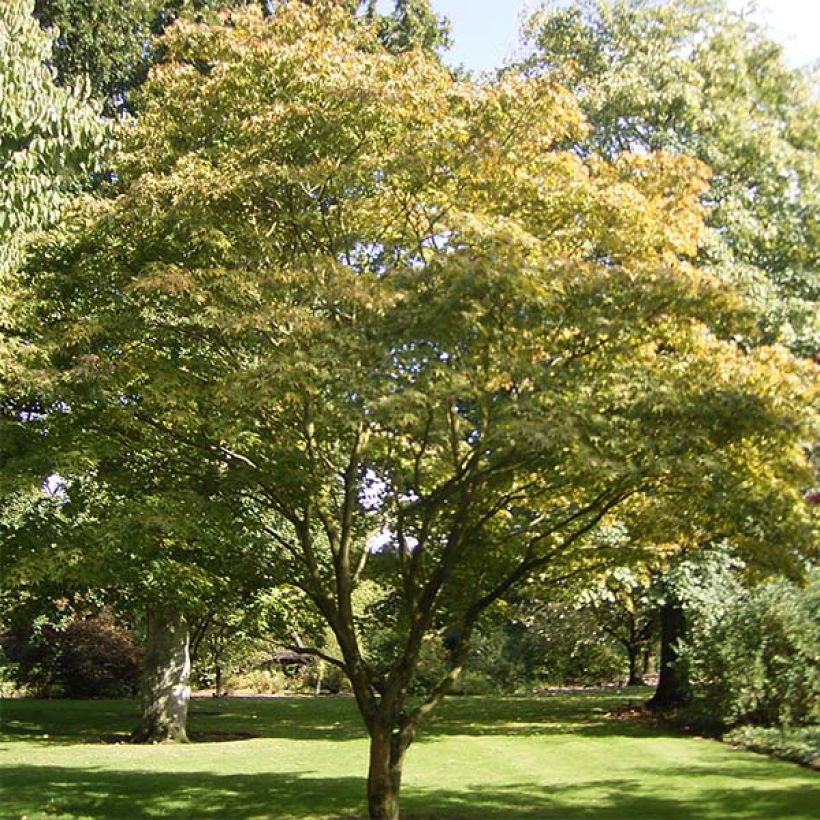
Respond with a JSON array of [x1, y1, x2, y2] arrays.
[[580, 151, 711, 266], [129, 263, 200, 299]]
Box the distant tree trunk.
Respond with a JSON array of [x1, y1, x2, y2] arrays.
[[131, 607, 191, 743], [214, 663, 223, 698], [648, 601, 688, 708], [642, 645, 652, 678], [626, 643, 643, 686], [366, 717, 406, 820]]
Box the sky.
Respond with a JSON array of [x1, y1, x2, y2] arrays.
[[419, 0, 820, 73]]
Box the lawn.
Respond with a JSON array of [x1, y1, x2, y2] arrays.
[[1, 690, 817, 818]]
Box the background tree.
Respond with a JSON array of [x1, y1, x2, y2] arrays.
[[0, 0, 103, 374], [0, 455, 280, 740], [366, 0, 450, 55], [0, 2, 105, 661], [31, 0, 269, 113], [579, 564, 657, 686], [525, 0, 819, 358], [33, 0, 450, 114], [525, 0, 820, 708], [24, 3, 818, 817]]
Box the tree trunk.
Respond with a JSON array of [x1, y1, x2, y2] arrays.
[[131, 607, 191, 743], [366, 721, 405, 820], [626, 644, 643, 686], [642, 645, 652, 678], [648, 601, 688, 708]]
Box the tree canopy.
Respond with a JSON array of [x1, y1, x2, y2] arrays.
[[526, 0, 820, 357], [11, 2, 820, 817], [1, 0, 104, 498], [0, 0, 103, 274], [32, 0, 451, 113]]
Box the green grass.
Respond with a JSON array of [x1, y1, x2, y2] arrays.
[[1, 690, 817, 818]]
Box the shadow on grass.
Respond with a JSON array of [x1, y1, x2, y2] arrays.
[[416, 691, 675, 742], [0, 697, 368, 744], [1, 765, 817, 819]]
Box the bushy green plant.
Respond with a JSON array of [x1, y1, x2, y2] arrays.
[[682, 570, 820, 728], [1, 607, 143, 697], [226, 668, 288, 695], [510, 603, 625, 687], [725, 725, 820, 768]]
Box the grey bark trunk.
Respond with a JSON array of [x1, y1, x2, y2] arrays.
[[366, 722, 405, 820], [131, 607, 191, 743]]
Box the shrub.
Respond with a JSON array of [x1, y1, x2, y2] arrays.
[[725, 725, 820, 768], [226, 668, 287, 695], [682, 570, 820, 728], [59, 610, 144, 697], [1, 608, 143, 698]]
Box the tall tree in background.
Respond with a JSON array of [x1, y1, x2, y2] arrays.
[[33, 0, 450, 113], [22, 3, 818, 817], [0, 0, 103, 283], [32, 0, 271, 112], [0, 0, 104, 510], [367, 0, 450, 55], [1, 462, 279, 741], [526, 0, 819, 358]]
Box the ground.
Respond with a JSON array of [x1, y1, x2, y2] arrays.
[[1, 690, 817, 818]]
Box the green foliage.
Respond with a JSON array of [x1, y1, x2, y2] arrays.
[[367, 0, 451, 55], [225, 666, 289, 694], [578, 562, 657, 684], [526, 0, 820, 357], [33, 0, 449, 114], [682, 569, 820, 728], [0, 0, 105, 550], [0, 0, 103, 262], [32, 0, 270, 112], [1, 607, 144, 698], [725, 725, 820, 768], [190, 586, 324, 691], [508, 601, 626, 686], [0, 0, 104, 384], [34, 0, 159, 111]]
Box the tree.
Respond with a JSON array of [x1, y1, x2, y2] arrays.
[[33, 0, 450, 113], [1, 450, 278, 741], [31, 0, 270, 113], [525, 0, 820, 358], [0, 0, 103, 371], [580, 565, 657, 686], [366, 0, 450, 55], [0, 2, 105, 665], [24, 4, 818, 816]]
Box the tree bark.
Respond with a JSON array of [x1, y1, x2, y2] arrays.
[[626, 643, 643, 686], [648, 600, 688, 708], [642, 645, 652, 678], [366, 720, 405, 820], [131, 607, 191, 743]]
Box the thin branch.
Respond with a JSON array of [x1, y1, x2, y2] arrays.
[[287, 643, 347, 671]]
